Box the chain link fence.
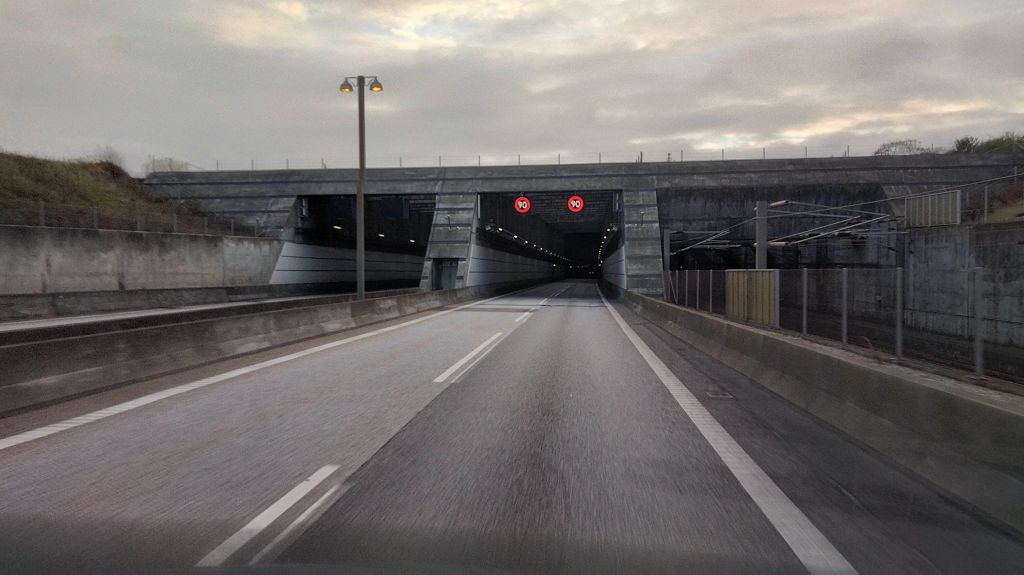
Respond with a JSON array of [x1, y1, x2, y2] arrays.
[[666, 268, 1024, 382], [0, 197, 266, 237]]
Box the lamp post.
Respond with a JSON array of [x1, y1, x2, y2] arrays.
[[340, 75, 383, 299]]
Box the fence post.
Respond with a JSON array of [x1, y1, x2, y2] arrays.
[[230, 219, 235, 235], [695, 269, 701, 310], [841, 267, 849, 344], [172, 212, 177, 233], [38, 201, 45, 226], [802, 267, 808, 335], [983, 185, 989, 224], [772, 270, 780, 328], [684, 269, 689, 307], [708, 271, 714, 312], [974, 267, 984, 376], [92, 206, 99, 229], [895, 267, 903, 358]]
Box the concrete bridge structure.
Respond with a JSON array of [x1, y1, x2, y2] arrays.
[[145, 153, 1024, 298]]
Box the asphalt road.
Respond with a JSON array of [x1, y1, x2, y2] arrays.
[[1, 280, 1022, 574]]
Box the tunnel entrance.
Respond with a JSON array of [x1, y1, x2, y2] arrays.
[[477, 191, 620, 280], [271, 194, 436, 290]]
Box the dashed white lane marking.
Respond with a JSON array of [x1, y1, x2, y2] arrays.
[[598, 291, 857, 575], [196, 464, 340, 567], [514, 310, 533, 323], [249, 482, 348, 565], [0, 287, 540, 453], [433, 332, 503, 383]]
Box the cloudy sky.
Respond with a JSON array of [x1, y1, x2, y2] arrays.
[[1, 0, 1022, 174]]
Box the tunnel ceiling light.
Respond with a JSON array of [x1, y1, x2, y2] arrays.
[[513, 234, 518, 239], [497, 227, 503, 232], [332, 225, 342, 230], [377, 233, 385, 238], [409, 239, 416, 243]]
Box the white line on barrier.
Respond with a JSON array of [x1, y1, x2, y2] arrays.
[[433, 333, 503, 383], [598, 291, 857, 575], [196, 464, 340, 567], [0, 286, 543, 453]]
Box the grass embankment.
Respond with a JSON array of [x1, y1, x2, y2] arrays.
[[0, 151, 206, 231], [0, 151, 159, 209]]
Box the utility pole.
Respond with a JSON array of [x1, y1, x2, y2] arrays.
[[755, 200, 768, 269]]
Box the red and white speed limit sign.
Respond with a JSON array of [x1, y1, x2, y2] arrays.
[[514, 196, 531, 214], [567, 195, 584, 213]]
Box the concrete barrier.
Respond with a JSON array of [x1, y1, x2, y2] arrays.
[[0, 281, 422, 322], [0, 281, 539, 415], [617, 288, 1024, 537]]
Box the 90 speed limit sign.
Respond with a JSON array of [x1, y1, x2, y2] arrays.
[[514, 196, 531, 214], [567, 195, 584, 213]]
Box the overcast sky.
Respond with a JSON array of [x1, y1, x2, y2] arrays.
[[1, 0, 1022, 175]]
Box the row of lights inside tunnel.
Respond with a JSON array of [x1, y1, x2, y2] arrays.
[[486, 224, 570, 264], [596, 223, 618, 267], [330, 224, 417, 243]]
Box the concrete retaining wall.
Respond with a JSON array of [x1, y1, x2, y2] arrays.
[[618, 289, 1024, 536], [0, 281, 538, 416], [0, 225, 282, 295]]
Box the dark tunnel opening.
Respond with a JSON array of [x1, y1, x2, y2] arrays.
[[478, 191, 620, 280]]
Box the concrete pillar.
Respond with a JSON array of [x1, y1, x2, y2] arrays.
[[620, 184, 664, 297]]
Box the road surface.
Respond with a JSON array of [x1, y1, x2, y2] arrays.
[[0, 281, 1021, 574]]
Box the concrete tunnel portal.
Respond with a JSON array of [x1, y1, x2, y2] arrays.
[[286, 190, 625, 291]]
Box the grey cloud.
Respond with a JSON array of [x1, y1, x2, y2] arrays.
[[0, 1, 1021, 173]]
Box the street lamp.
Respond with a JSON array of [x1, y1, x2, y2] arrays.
[[340, 75, 383, 299]]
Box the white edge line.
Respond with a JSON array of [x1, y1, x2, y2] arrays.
[[597, 290, 857, 575], [0, 286, 540, 453], [196, 464, 341, 567], [249, 482, 347, 565], [433, 332, 503, 383]]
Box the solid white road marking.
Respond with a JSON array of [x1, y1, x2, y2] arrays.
[[0, 287, 542, 453], [196, 464, 340, 567], [449, 332, 512, 383], [598, 291, 857, 575], [433, 332, 503, 383], [249, 483, 348, 565]]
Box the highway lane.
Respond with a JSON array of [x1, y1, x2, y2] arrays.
[[1, 280, 1023, 573], [281, 281, 1024, 574], [0, 283, 563, 574]]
